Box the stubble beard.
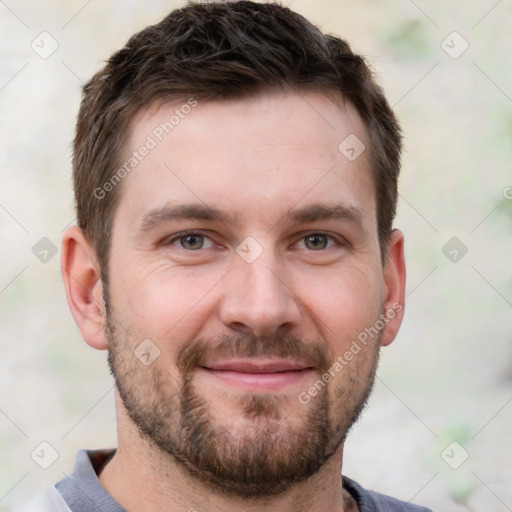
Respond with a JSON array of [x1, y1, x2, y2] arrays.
[[105, 312, 380, 498]]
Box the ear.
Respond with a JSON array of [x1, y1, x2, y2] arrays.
[[380, 229, 406, 347], [61, 226, 108, 350]]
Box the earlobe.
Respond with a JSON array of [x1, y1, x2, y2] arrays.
[[380, 229, 406, 347], [61, 226, 108, 350]]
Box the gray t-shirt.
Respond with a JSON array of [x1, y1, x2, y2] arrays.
[[22, 449, 433, 512]]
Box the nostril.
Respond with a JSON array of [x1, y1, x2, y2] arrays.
[[227, 321, 253, 335]]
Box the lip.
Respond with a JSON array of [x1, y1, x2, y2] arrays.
[[205, 358, 311, 373], [199, 359, 314, 391]]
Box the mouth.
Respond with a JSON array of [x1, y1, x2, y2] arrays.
[[199, 358, 314, 391]]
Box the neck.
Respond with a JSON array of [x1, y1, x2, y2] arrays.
[[98, 394, 357, 512]]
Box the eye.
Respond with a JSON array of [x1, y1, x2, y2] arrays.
[[296, 233, 338, 251], [169, 232, 215, 250]]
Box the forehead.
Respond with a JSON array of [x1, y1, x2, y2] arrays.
[[115, 91, 375, 231]]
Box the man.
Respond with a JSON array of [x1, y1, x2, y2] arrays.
[[24, 1, 431, 511]]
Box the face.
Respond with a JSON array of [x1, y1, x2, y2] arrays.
[[104, 91, 389, 497]]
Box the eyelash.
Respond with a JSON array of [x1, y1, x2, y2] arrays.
[[165, 230, 343, 251]]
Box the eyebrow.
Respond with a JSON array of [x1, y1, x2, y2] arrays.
[[136, 201, 365, 235], [287, 203, 364, 225], [137, 203, 235, 234]]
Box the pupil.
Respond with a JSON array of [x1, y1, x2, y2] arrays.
[[306, 235, 327, 250], [182, 235, 202, 249]]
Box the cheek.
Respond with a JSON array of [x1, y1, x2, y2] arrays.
[[113, 264, 223, 355], [293, 264, 383, 350]]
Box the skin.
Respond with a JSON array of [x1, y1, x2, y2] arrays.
[[61, 90, 406, 512]]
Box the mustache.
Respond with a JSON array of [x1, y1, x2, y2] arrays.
[[177, 334, 333, 375]]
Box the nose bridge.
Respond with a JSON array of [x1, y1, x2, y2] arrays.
[[244, 250, 283, 301], [219, 242, 300, 335]]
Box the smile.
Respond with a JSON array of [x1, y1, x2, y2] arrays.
[[199, 359, 314, 391]]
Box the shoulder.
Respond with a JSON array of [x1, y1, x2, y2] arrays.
[[19, 485, 72, 512], [18, 449, 117, 512], [343, 476, 433, 512]]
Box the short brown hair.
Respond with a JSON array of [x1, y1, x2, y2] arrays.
[[73, 0, 402, 278]]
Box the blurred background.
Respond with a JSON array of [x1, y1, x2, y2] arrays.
[[1, 1, 511, 510]]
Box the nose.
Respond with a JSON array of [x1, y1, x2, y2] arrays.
[[218, 247, 302, 337]]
